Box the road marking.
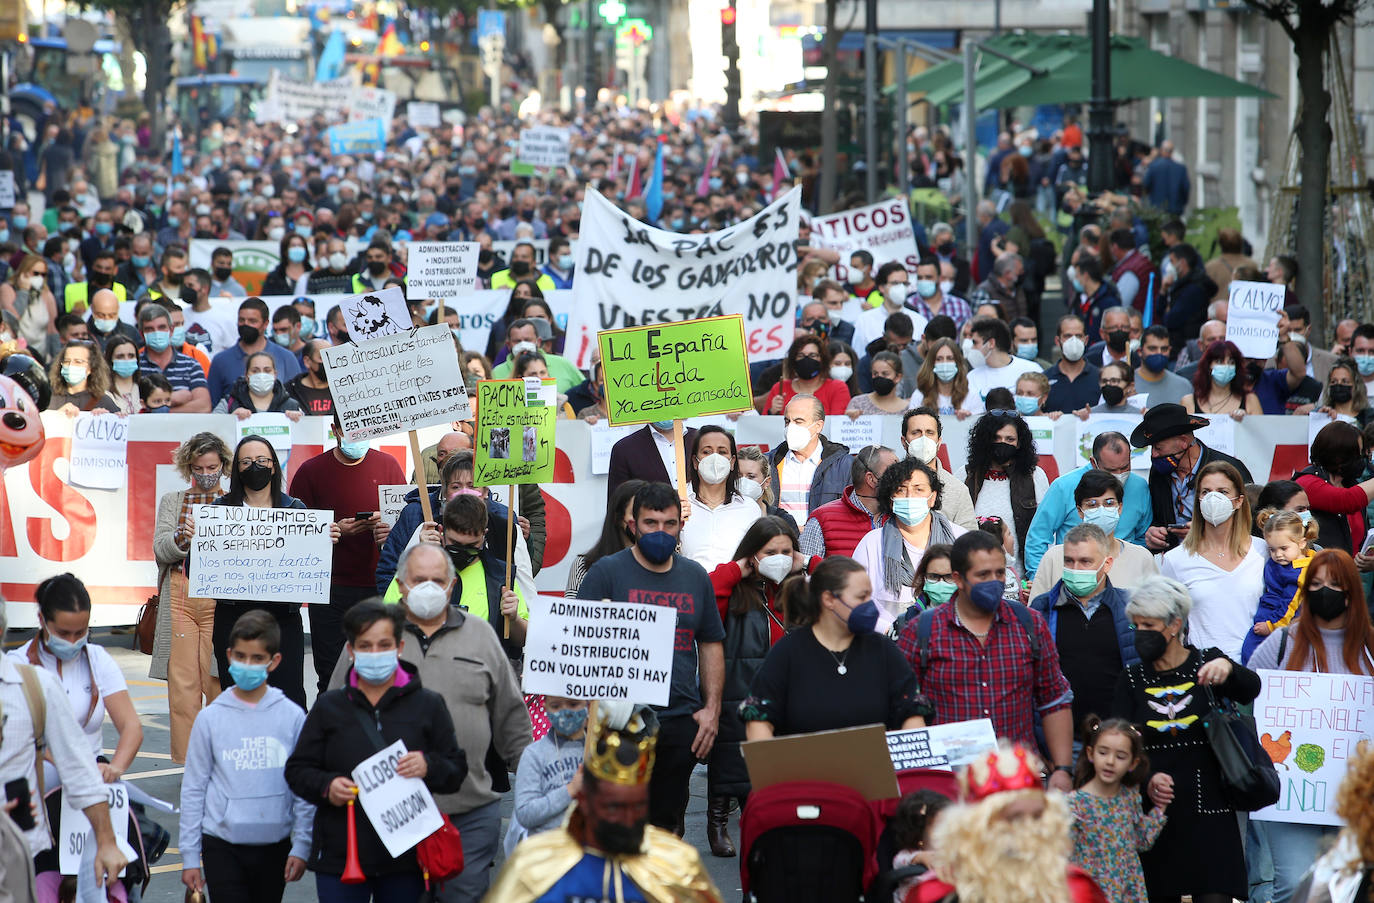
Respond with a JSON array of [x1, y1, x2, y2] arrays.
[[150, 862, 182, 875], [127, 680, 163, 687], [102, 750, 174, 761], [123, 767, 183, 781]]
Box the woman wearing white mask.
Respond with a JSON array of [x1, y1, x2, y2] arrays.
[[680, 426, 763, 574], [706, 515, 816, 857], [735, 446, 779, 517], [214, 351, 303, 420], [1160, 461, 1268, 661], [1029, 468, 1160, 597], [851, 457, 967, 631], [0, 254, 59, 359]]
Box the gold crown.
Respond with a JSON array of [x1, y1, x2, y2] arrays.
[[584, 704, 658, 786]]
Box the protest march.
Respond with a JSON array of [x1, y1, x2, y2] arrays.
[[4, 34, 1374, 903]]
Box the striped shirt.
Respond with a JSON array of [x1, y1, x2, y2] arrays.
[[778, 445, 822, 529], [139, 349, 209, 393]]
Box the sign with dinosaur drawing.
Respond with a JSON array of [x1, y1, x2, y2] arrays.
[[342, 286, 412, 342]]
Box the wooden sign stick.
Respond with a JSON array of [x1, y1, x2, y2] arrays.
[[673, 419, 688, 507], [407, 431, 433, 524], [504, 484, 516, 639]]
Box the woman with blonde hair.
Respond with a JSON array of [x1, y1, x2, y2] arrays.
[[151, 432, 231, 762], [913, 337, 975, 419], [797, 258, 829, 298], [0, 254, 59, 360], [735, 446, 781, 517]]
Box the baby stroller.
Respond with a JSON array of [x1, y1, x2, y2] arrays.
[[740, 781, 880, 903]]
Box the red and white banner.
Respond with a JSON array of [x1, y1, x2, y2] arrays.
[[809, 198, 922, 284]]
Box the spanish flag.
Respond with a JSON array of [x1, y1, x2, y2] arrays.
[[378, 23, 403, 57], [190, 16, 217, 71]]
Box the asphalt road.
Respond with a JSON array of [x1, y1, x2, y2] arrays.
[[61, 631, 745, 903]]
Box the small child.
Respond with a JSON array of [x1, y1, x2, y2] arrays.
[[1068, 716, 1166, 903], [138, 374, 173, 413], [179, 611, 313, 903], [1014, 372, 1063, 421], [977, 516, 1022, 600], [504, 696, 588, 856], [888, 789, 951, 903], [1243, 508, 1315, 663]]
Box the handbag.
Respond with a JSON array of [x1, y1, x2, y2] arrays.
[[1201, 685, 1280, 811], [136, 593, 157, 655]]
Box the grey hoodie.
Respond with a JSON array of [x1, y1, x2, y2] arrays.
[[504, 729, 584, 855], [179, 686, 314, 868]]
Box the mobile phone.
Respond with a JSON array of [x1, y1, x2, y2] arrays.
[[1167, 524, 1191, 535], [354, 511, 375, 521], [1360, 528, 1374, 558], [5, 778, 33, 831]]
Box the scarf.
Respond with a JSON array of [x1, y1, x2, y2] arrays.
[[882, 512, 959, 595]]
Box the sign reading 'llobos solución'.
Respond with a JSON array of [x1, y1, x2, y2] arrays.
[[597, 315, 753, 426]]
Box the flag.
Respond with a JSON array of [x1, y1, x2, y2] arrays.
[[697, 142, 720, 196], [624, 154, 640, 199], [644, 141, 665, 223], [771, 148, 787, 202], [316, 29, 346, 82], [379, 23, 404, 57], [1142, 272, 1155, 328], [608, 143, 621, 180], [170, 130, 183, 177]]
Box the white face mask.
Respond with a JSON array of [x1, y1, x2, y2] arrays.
[[512, 340, 538, 356], [329, 251, 349, 270], [756, 553, 793, 584], [885, 283, 908, 306], [830, 365, 853, 383], [268, 227, 285, 241], [906, 435, 938, 464], [404, 580, 451, 619], [27, 275, 44, 292], [737, 477, 764, 501], [1198, 490, 1236, 526], [696, 452, 731, 486], [938, 279, 954, 296], [785, 423, 814, 453], [1061, 336, 1086, 362], [248, 372, 276, 395], [962, 338, 986, 369]]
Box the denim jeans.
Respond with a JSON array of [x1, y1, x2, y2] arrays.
[[316, 870, 425, 903], [1261, 820, 1340, 903]]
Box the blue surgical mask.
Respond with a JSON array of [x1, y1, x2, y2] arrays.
[[968, 579, 1004, 613], [171, 326, 187, 347], [1356, 355, 1374, 377], [339, 439, 370, 460], [111, 359, 139, 378], [144, 330, 171, 352], [11, 215, 26, 230], [95, 222, 112, 236], [272, 332, 293, 347], [547, 706, 589, 737], [299, 316, 315, 339], [228, 660, 269, 691], [1015, 343, 1039, 360], [1070, 276, 1084, 293], [558, 254, 574, 270], [287, 247, 307, 263], [0, 228, 9, 243], [238, 179, 253, 193], [147, 405, 170, 414], [45, 632, 87, 662], [709, 177, 723, 191], [1296, 509, 1313, 527], [651, 420, 674, 430], [132, 254, 150, 268], [1211, 364, 1236, 386], [166, 215, 180, 228], [352, 649, 399, 684], [1082, 505, 1120, 534], [891, 496, 930, 527], [1014, 395, 1039, 416]]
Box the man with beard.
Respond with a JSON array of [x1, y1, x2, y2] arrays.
[[487, 702, 722, 903], [909, 743, 1108, 903]]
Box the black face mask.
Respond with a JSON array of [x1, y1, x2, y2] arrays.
[[871, 376, 897, 396], [1101, 384, 1126, 407], [1329, 384, 1354, 405], [1133, 628, 1169, 663], [990, 442, 1017, 465], [1105, 329, 1130, 352], [367, 260, 389, 276], [165, 271, 184, 286], [793, 357, 822, 380], [445, 543, 481, 571], [213, 266, 233, 282], [241, 462, 273, 492], [510, 260, 532, 277], [238, 324, 261, 345], [937, 242, 955, 256], [1306, 585, 1348, 622], [592, 817, 646, 856], [478, 249, 494, 265]]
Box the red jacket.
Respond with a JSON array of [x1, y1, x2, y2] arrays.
[[808, 486, 887, 559], [908, 866, 1108, 903], [1112, 249, 1156, 310], [710, 557, 822, 645]]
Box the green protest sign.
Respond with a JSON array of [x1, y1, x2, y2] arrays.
[[597, 315, 752, 426], [474, 378, 556, 486]]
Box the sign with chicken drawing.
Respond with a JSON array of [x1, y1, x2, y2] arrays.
[[1251, 669, 1374, 826]]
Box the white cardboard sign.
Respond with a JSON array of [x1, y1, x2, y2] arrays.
[[352, 740, 444, 857], [885, 718, 998, 772], [189, 505, 333, 603], [809, 198, 921, 282], [406, 242, 480, 300], [378, 484, 412, 527], [517, 126, 571, 168], [340, 286, 412, 343], [322, 323, 472, 441], [406, 101, 441, 128], [522, 596, 678, 705], [67, 413, 128, 490], [1226, 280, 1287, 360], [60, 782, 137, 876], [0, 171, 15, 208], [348, 86, 397, 131]]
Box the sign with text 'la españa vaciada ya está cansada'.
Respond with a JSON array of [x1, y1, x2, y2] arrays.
[[596, 315, 753, 426]]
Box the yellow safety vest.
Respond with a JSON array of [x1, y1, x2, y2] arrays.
[[63, 280, 126, 313]]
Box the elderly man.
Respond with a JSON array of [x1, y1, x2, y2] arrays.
[[1135, 404, 1252, 552], [1176, 319, 1227, 381], [799, 445, 897, 559], [971, 252, 1028, 320], [768, 394, 852, 528], [329, 543, 530, 903], [87, 287, 142, 351]]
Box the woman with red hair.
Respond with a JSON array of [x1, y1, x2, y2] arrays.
[[1181, 339, 1263, 418], [1247, 547, 1374, 902]]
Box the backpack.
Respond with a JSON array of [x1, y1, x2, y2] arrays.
[[910, 602, 1041, 674]]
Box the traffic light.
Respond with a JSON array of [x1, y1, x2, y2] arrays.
[[721, 1, 739, 130], [149, 25, 175, 96]]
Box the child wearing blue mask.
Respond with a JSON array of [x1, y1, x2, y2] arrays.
[[504, 696, 588, 855], [180, 610, 314, 903]]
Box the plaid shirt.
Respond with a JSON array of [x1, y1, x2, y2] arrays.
[[175, 490, 221, 552], [897, 599, 1072, 749], [908, 293, 974, 331]]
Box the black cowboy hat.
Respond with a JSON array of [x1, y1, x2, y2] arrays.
[[1129, 403, 1209, 447]]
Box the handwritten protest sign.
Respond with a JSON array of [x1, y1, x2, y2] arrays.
[[339, 285, 411, 342], [1076, 414, 1149, 470], [809, 198, 920, 282], [189, 506, 333, 603], [1252, 669, 1374, 827], [474, 379, 556, 486], [323, 324, 471, 441], [261, 73, 352, 121], [60, 782, 137, 875], [589, 422, 638, 475], [597, 315, 753, 426], [379, 485, 412, 527], [67, 413, 128, 490], [348, 86, 397, 130], [0, 171, 15, 208], [406, 242, 480, 300], [827, 416, 883, 451], [522, 596, 677, 705], [564, 186, 801, 369], [1227, 281, 1287, 360], [407, 101, 440, 128], [353, 740, 443, 857], [328, 118, 387, 156], [1195, 414, 1237, 456], [517, 126, 571, 168], [886, 719, 998, 773]]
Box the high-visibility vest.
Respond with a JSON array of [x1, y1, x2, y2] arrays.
[[63, 280, 126, 312]]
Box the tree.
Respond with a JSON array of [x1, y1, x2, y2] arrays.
[[82, 0, 178, 151], [1242, 0, 1369, 341], [817, 0, 842, 213]]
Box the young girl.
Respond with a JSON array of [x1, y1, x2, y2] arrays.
[[138, 373, 173, 413], [504, 696, 588, 856], [887, 789, 951, 903], [1243, 507, 1316, 664], [1068, 716, 1167, 903]]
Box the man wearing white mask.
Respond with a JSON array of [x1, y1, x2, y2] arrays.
[[852, 262, 927, 353], [898, 407, 977, 530], [1043, 313, 1102, 414], [767, 395, 852, 529], [963, 315, 1041, 403], [328, 541, 530, 903], [304, 237, 355, 294]]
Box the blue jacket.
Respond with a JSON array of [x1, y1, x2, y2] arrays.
[[374, 487, 513, 593], [1030, 580, 1141, 670], [1023, 464, 1151, 580]]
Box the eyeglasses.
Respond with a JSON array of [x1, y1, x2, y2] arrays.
[[987, 409, 1020, 418], [924, 573, 957, 584], [1101, 377, 1127, 387], [238, 457, 273, 468], [1081, 499, 1120, 511]]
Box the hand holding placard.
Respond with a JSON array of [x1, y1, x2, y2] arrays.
[[1226, 281, 1287, 360]]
